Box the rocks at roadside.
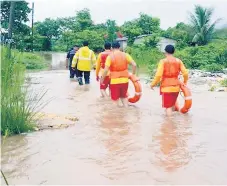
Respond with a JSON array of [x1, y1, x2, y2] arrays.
[[181, 70, 227, 92], [34, 113, 79, 131], [216, 87, 226, 92], [189, 69, 227, 79]]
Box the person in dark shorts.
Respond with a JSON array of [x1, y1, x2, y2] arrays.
[[66, 45, 79, 79]]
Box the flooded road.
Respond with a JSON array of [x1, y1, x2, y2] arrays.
[[1, 53, 227, 184]]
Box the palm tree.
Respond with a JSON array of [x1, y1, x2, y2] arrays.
[[190, 5, 221, 45]]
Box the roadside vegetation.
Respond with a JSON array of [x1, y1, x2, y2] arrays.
[[220, 79, 227, 87], [1, 47, 47, 136]]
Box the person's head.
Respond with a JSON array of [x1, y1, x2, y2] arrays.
[[73, 45, 79, 51], [104, 42, 111, 50], [164, 45, 175, 56], [112, 41, 120, 49], [83, 41, 89, 46]]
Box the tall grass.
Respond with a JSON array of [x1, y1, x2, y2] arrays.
[[1, 47, 47, 136]]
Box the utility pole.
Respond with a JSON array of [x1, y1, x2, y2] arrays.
[[7, 1, 15, 57], [8, 1, 15, 44], [31, 2, 34, 52]]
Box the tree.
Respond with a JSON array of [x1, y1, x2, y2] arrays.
[[34, 18, 61, 50], [75, 8, 93, 30], [1, 1, 31, 35], [190, 5, 221, 45], [91, 23, 107, 37], [121, 13, 161, 45], [162, 22, 193, 49], [137, 13, 160, 34], [56, 17, 77, 33], [121, 20, 142, 45], [105, 19, 117, 42], [144, 33, 160, 48], [60, 30, 104, 52]]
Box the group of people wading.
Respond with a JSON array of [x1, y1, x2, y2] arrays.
[[66, 41, 189, 116]]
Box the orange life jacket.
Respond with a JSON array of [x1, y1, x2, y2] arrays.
[[100, 50, 111, 69], [161, 58, 181, 87], [109, 51, 129, 79]]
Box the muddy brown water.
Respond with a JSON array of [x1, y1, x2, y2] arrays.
[[1, 53, 227, 184]]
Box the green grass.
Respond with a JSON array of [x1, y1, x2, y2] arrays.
[[125, 45, 164, 77], [220, 79, 227, 87], [1, 47, 47, 136], [15, 50, 49, 70]]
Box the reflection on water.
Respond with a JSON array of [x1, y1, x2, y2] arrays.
[[98, 106, 142, 181], [1, 57, 227, 184], [154, 117, 192, 172]]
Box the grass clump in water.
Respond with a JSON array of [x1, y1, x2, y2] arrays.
[[1, 47, 46, 136]]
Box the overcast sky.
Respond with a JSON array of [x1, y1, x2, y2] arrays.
[[26, 0, 227, 29]]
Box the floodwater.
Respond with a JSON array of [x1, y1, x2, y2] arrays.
[[1, 53, 227, 185]]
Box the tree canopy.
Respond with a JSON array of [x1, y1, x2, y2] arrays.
[[1, 2, 224, 52], [1, 1, 31, 35], [190, 5, 221, 45]]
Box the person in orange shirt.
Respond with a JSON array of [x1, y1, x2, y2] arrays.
[[96, 42, 112, 98], [101, 41, 137, 108], [151, 45, 188, 116]]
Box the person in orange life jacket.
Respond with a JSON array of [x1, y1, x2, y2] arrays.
[[101, 41, 137, 108], [66, 45, 79, 79], [96, 42, 112, 98], [150, 45, 189, 117]]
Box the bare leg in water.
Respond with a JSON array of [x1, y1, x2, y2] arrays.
[[121, 98, 129, 108], [165, 107, 173, 117], [166, 105, 178, 116], [100, 89, 108, 98], [113, 99, 121, 107]]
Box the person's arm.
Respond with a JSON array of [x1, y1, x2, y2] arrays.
[[66, 52, 70, 68], [125, 53, 137, 75], [180, 60, 189, 84], [131, 61, 137, 75], [95, 54, 101, 81], [71, 51, 79, 69], [101, 56, 111, 84], [91, 51, 97, 69], [150, 60, 164, 88]]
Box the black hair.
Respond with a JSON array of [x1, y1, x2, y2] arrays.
[[112, 41, 120, 49], [104, 42, 111, 50], [83, 41, 89, 46], [165, 45, 175, 54], [74, 45, 79, 48]]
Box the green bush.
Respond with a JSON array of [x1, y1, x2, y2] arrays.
[[144, 34, 160, 48], [1, 47, 46, 136], [6, 48, 48, 70], [20, 52, 47, 70], [203, 64, 224, 72], [175, 41, 227, 70], [126, 45, 164, 66]]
